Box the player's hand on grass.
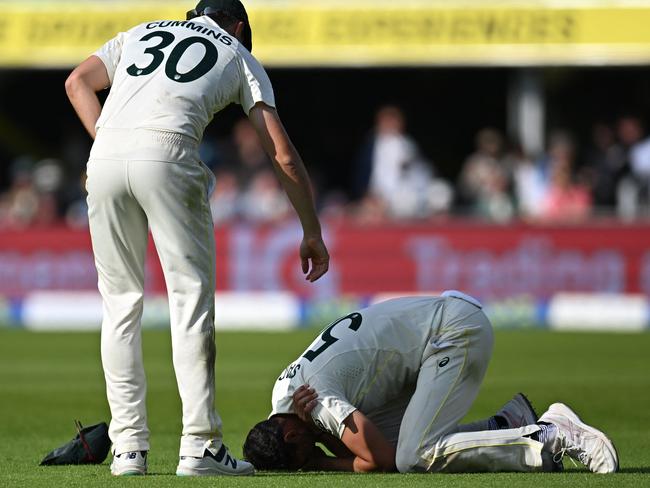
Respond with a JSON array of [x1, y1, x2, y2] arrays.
[[300, 236, 329, 282], [292, 384, 318, 422]]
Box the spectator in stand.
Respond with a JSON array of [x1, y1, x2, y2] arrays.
[[239, 168, 290, 222], [584, 123, 626, 212], [353, 105, 452, 221], [616, 115, 646, 218], [209, 169, 241, 225], [65, 171, 90, 229], [458, 128, 514, 221], [0, 158, 38, 228], [32, 158, 65, 227], [509, 142, 546, 219], [231, 117, 272, 184], [539, 133, 592, 222], [615, 115, 650, 218], [202, 118, 282, 225], [0, 157, 65, 228]]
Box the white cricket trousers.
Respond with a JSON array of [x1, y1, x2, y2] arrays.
[[395, 295, 545, 473], [86, 128, 221, 457]]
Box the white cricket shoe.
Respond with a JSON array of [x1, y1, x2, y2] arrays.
[[176, 443, 255, 476], [110, 451, 147, 476], [497, 393, 539, 428], [539, 403, 619, 474]]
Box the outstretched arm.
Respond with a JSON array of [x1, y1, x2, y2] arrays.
[[248, 103, 329, 282], [65, 56, 110, 139]]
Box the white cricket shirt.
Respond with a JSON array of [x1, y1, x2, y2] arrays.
[[271, 296, 450, 438], [93, 16, 275, 142]]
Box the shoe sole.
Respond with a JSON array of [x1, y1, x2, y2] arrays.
[[516, 392, 539, 424], [546, 403, 619, 473], [176, 467, 255, 476], [111, 469, 146, 476]]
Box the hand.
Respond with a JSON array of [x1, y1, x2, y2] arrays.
[[300, 236, 330, 282], [292, 384, 318, 423]]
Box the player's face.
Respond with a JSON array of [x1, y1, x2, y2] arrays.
[[282, 418, 317, 468]]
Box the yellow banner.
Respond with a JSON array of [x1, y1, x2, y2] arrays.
[[1, 2, 650, 67]]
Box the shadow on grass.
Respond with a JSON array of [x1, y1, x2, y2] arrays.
[[617, 467, 650, 474], [251, 468, 650, 476]]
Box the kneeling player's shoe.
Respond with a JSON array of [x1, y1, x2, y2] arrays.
[[176, 443, 255, 476], [110, 451, 147, 476], [539, 403, 619, 474], [497, 393, 539, 428]]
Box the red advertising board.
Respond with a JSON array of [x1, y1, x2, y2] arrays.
[[0, 221, 648, 299]]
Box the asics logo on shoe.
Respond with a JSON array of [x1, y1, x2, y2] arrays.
[[438, 357, 449, 367]]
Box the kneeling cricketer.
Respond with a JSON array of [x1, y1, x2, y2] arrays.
[[244, 291, 618, 474]]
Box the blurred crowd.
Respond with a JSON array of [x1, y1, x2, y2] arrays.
[[2, 106, 650, 229], [454, 115, 650, 223]]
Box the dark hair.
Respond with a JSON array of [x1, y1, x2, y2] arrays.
[[204, 10, 239, 30], [243, 419, 296, 470], [186, 3, 253, 52], [207, 10, 253, 52]]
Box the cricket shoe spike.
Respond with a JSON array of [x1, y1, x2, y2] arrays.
[[496, 393, 539, 429], [176, 443, 255, 476], [539, 403, 619, 474], [110, 451, 147, 476]]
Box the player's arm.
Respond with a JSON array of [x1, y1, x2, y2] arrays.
[[303, 411, 396, 472], [292, 385, 353, 459], [65, 56, 110, 139], [339, 410, 397, 472], [293, 386, 395, 472], [248, 103, 329, 282], [316, 430, 354, 459]]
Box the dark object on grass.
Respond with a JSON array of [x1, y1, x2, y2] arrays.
[[40, 420, 110, 465]]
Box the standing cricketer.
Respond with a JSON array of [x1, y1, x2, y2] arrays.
[[65, 0, 329, 477]]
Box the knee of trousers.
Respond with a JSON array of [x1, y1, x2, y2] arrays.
[[395, 447, 423, 473]]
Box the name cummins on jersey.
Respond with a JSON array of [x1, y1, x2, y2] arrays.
[[93, 16, 275, 142]]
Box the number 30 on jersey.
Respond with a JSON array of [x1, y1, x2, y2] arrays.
[[127, 31, 218, 83]]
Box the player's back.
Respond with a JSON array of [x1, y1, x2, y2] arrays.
[[95, 16, 263, 142], [273, 296, 446, 420]]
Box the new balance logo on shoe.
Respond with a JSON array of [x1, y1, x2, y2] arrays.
[[176, 443, 255, 476], [110, 451, 147, 476], [212, 445, 237, 469]]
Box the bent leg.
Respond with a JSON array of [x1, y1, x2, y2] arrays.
[[396, 301, 494, 472], [87, 158, 149, 454], [424, 425, 545, 472], [396, 298, 544, 472]]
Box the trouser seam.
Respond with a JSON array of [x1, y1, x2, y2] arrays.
[[416, 328, 470, 451]]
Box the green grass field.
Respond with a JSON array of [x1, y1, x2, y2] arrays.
[[1, 328, 648, 487]]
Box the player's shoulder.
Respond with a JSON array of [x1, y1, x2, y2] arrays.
[[235, 43, 268, 71]]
